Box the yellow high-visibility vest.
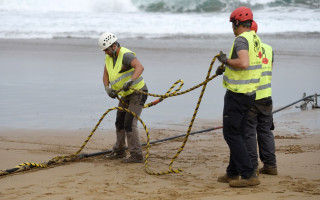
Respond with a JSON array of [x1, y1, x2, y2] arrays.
[[105, 47, 145, 97], [223, 31, 263, 95], [256, 43, 273, 100]]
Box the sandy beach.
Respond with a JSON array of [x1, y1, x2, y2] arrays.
[[0, 109, 319, 200], [0, 36, 320, 199]]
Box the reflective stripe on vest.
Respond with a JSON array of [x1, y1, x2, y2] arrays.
[[256, 43, 273, 100], [223, 76, 260, 85], [223, 31, 263, 95], [110, 72, 143, 87], [105, 47, 145, 97], [226, 64, 261, 71], [257, 83, 271, 91], [261, 71, 272, 76], [110, 71, 134, 86]]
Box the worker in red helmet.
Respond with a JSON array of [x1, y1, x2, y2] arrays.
[[244, 20, 278, 176], [251, 20, 258, 33], [216, 6, 262, 187]]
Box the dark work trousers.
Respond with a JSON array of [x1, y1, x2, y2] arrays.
[[245, 97, 277, 168], [114, 85, 148, 157], [223, 90, 256, 178]]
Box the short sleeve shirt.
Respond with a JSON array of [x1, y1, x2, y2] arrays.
[[118, 52, 136, 73], [231, 36, 249, 59], [123, 52, 136, 66]]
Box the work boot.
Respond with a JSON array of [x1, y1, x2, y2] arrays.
[[217, 174, 239, 183], [259, 165, 278, 175], [255, 167, 260, 176], [104, 150, 127, 159], [229, 173, 260, 187], [121, 155, 144, 163]]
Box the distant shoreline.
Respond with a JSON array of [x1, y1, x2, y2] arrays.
[[1, 31, 320, 40]]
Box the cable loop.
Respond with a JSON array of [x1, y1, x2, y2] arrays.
[[1, 54, 221, 176]]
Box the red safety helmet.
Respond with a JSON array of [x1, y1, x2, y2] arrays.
[[251, 20, 258, 33], [230, 7, 253, 22]]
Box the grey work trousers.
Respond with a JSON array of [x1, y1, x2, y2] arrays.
[[113, 85, 148, 157], [245, 97, 277, 168]]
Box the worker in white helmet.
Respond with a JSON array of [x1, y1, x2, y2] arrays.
[[99, 32, 148, 163]]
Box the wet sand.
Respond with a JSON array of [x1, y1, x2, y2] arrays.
[[0, 35, 319, 130]]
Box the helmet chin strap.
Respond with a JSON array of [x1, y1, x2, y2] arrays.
[[112, 49, 117, 57], [111, 45, 118, 58]]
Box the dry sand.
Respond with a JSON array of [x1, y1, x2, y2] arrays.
[[0, 109, 319, 200]]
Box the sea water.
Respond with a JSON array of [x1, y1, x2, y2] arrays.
[[0, 0, 320, 39]]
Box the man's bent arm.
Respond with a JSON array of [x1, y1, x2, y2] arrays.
[[227, 50, 249, 70], [130, 58, 144, 80]]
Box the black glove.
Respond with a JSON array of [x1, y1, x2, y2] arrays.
[[217, 51, 228, 65], [105, 86, 117, 99], [216, 65, 225, 75], [123, 79, 134, 91]]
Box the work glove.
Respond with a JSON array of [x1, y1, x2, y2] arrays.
[[215, 65, 225, 75], [123, 78, 134, 91], [105, 86, 117, 99], [217, 51, 228, 65]]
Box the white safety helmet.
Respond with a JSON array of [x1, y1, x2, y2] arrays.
[[99, 32, 118, 51]]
